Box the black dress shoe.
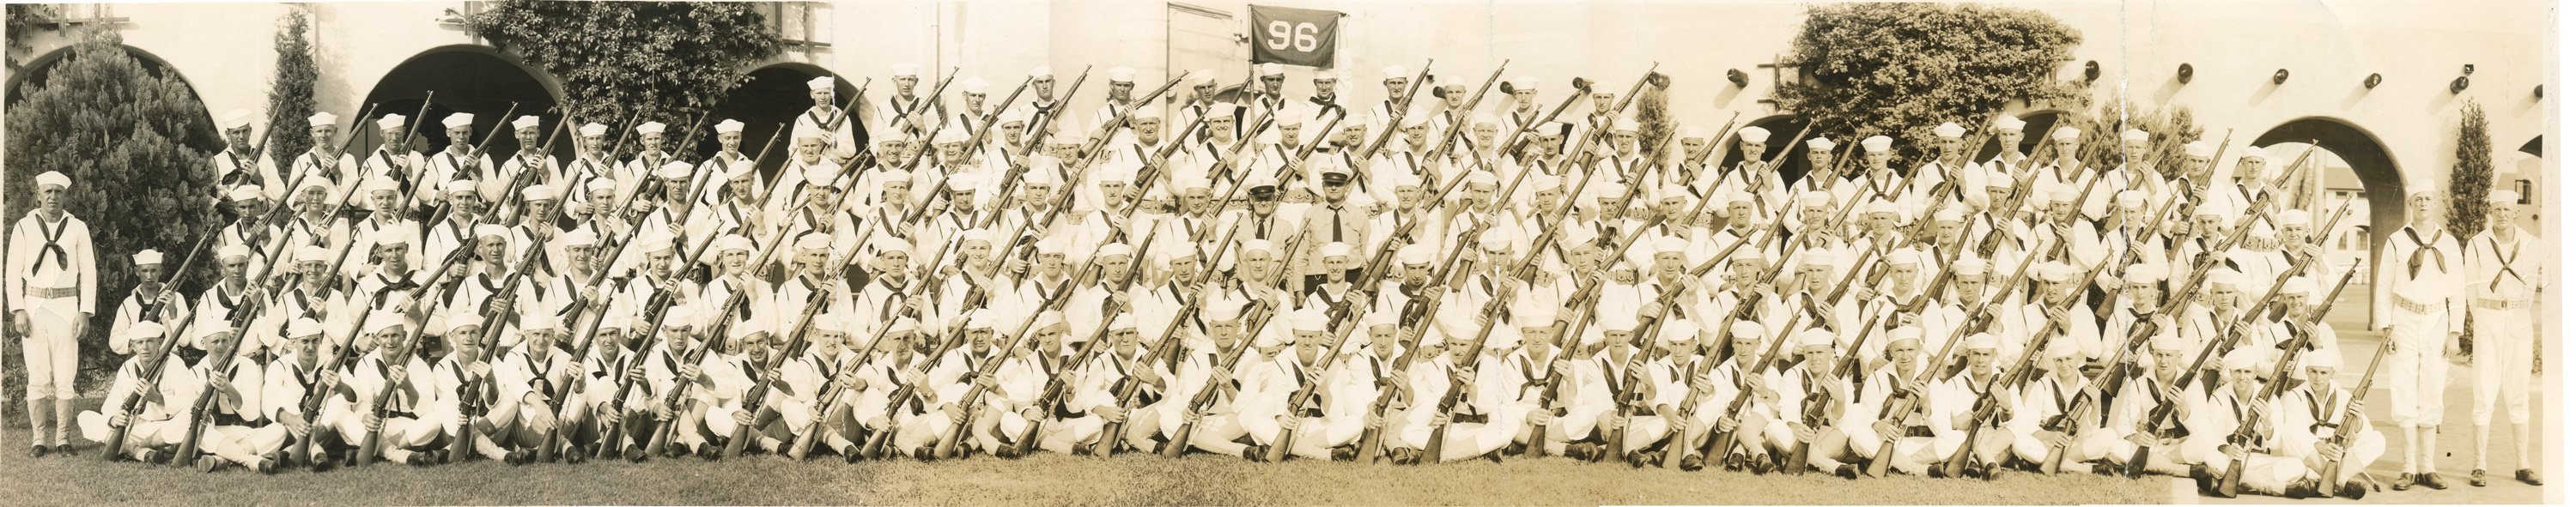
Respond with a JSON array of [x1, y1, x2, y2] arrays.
[[1836, 464, 1861, 480], [256, 457, 281, 474], [1927, 466, 1949, 479], [997, 445, 1023, 459], [28, 445, 46, 458], [698, 445, 720, 461], [56, 444, 76, 456], [1241, 445, 1265, 462], [2471, 468, 2488, 486], [1331, 445, 1357, 462], [844, 448, 866, 464], [312, 451, 337, 473], [2393, 473, 2414, 491], [2420, 472, 2450, 490], [1748, 456, 1774, 475], [1486, 450, 1504, 464], [2337, 480, 2367, 499], [1721, 453, 1744, 472], [914, 447, 937, 462], [1391, 448, 1419, 465], [1677, 454, 1704, 472], [623, 447, 647, 463], [2518, 468, 2544, 486]]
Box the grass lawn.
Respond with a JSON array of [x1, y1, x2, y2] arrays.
[[0, 396, 2166, 506]]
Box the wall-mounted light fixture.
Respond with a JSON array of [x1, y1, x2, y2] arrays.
[[1727, 69, 1748, 88], [2452, 76, 2472, 94], [2536, 85, 2543, 99], [2273, 69, 2289, 85], [2364, 73, 2383, 89], [2083, 61, 2100, 82], [2177, 63, 2194, 84]]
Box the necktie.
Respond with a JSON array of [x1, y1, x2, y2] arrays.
[[1328, 207, 1344, 242], [33, 216, 69, 271]]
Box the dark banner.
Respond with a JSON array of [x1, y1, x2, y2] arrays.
[[1249, 4, 1340, 68]]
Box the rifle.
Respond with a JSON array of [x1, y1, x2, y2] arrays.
[[1557, 65, 1662, 176], [289, 242, 475, 467], [1077, 73, 1189, 159], [2214, 265, 2358, 497], [1351, 59, 1438, 163], [441, 226, 554, 462], [2119, 241, 2333, 477], [2312, 334, 2390, 490], [1412, 154, 1602, 462], [929, 239, 1107, 459], [1858, 236, 2050, 475], [175, 186, 375, 466], [1678, 112, 1746, 182], [908, 76, 1034, 222], [1784, 312, 1887, 474], [1157, 295, 1285, 458], [586, 200, 735, 461], [811, 236, 957, 459], [651, 228, 804, 459], [1498, 76, 1599, 159], [1006, 232, 1163, 457], [1938, 249, 2120, 478], [440, 101, 523, 205], [1016, 66, 1092, 156], [1088, 284, 1211, 456]]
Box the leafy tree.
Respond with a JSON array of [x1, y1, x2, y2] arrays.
[[1636, 75, 1677, 167], [2448, 99, 2493, 244], [1772, 3, 2089, 170], [3, 28, 222, 407], [266, 9, 319, 160], [5, 4, 53, 70], [470, 1, 782, 157]]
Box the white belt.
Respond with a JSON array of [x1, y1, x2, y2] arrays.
[[2395, 296, 2444, 314], [2474, 298, 2530, 311]]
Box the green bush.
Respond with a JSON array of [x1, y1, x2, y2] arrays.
[[2448, 99, 2493, 244], [470, 1, 782, 158], [2067, 100, 2203, 176], [1771, 3, 2090, 170], [3, 28, 224, 411]]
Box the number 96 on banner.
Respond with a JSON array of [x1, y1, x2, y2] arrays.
[[1249, 4, 1340, 68]]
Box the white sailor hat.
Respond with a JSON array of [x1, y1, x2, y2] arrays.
[[1738, 126, 1771, 143], [1866, 199, 1899, 216], [562, 229, 598, 248], [2306, 349, 2342, 370], [2221, 346, 2265, 371], [1887, 249, 1919, 266], [962, 76, 990, 94], [661, 306, 696, 330], [2051, 126, 2081, 141], [1109, 66, 1137, 83], [1030, 66, 1054, 78], [1479, 227, 1514, 250], [1996, 115, 2026, 131], [1729, 321, 1765, 340], [34, 172, 70, 190], [716, 234, 753, 254], [654, 160, 694, 179], [808, 75, 835, 91], [374, 114, 406, 131], [1613, 118, 1640, 133], [1509, 75, 1536, 90], [439, 112, 473, 130], [1861, 135, 1893, 153], [635, 122, 666, 136], [2117, 190, 2147, 208], [307, 112, 337, 127], [1806, 136, 1835, 151], [2045, 183, 2078, 202], [2409, 178, 2440, 196], [1682, 125, 1709, 140], [1655, 236, 1690, 255], [2124, 264, 2162, 284], [1382, 65, 1408, 80], [1260, 63, 1285, 77], [1189, 69, 1218, 86], [295, 245, 331, 265], [520, 184, 556, 202], [513, 115, 543, 131], [1799, 190, 1832, 207], [2121, 129, 2149, 142], [1662, 319, 1699, 344], [2149, 333, 2184, 351], [579, 123, 609, 137], [2037, 262, 2075, 282], [1319, 242, 1354, 260], [1398, 244, 1436, 265], [891, 63, 921, 77], [2184, 141, 2213, 158], [2043, 339, 2081, 360], [715, 119, 744, 134], [1952, 257, 1989, 275], [288, 317, 325, 340], [1932, 122, 1965, 138], [220, 109, 254, 130], [133, 249, 164, 266], [2489, 188, 2519, 204], [1288, 309, 1329, 333], [474, 223, 510, 240], [1967, 333, 2000, 350], [1933, 208, 1964, 223], [1800, 328, 1838, 349]]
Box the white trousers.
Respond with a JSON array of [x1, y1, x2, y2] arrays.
[[2385, 307, 2450, 428], [2470, 306, 2534, 425], [22, 297, 80, 398]]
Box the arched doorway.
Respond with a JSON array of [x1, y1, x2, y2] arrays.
[[1718, 115, 1814, 183], [5, 44, 222, 152], [358, 45, 565, 163], [714, 63, 865, 181], [1974, 109, 2071, 163], [2251, 117, 2401, 323]]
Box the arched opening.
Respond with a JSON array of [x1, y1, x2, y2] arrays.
[[1718, 115, 1814, 182], [2251, 117, 2401, 325], [5, 44, 222, 152], [714, 63, 866, 181], [357, 45, 565, 163], [1974, 109, 2071, 162]]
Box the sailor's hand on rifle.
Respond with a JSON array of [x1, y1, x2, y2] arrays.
[[1792, 422, 1817, 443], [1450, 367, 1475, 388], [580, 285, 603, 305], [2151, 314, 2177, 332], [678, 364, 702, 383], [941, 403, 968, 422], [527, 404, 556, 432], [2221, 442, 2250, 462], [1873, 420, 1903, 444], [108, 410, 131, 428], [1753, 381, 1779, 404], [2038, 429, 2073, 448], [1714, 415, 1739, 434], [1895, 311, 1919, 327], [468, 360, 491, 380], [973, 372, 999, 392], [650, 402, 673, 421], [281, 411, 310, 438], [626, 365, 647, 385], [2044, 305, 2069, 325], [1689, 376, 1713, 399], [1004, 257, 1030, 276], [447, 263, 468, 280], [2316, 440, 2346, 459], [1525, 407, 1555, 426], [598, 403, 623, 426], [1091, 405, 1126, 424], [389, 367, 411, 388], [363, 412, 385, 432], [1851, 286, 1879, 303], [1550, 359, 1574, 380]]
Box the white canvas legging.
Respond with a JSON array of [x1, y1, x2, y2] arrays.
[[21, 296, 81, 398], [2385, 306, 2450, 428], [2470, 306, 2534, 426]]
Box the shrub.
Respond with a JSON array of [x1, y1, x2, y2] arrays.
[[1771, 3, 2090, 170]]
